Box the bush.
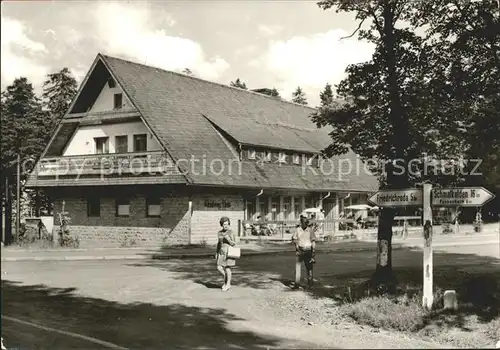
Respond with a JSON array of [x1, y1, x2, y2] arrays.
[[340, 294, 430, 332], [57, 203, 79, 248], [14, 222, 55, 249]]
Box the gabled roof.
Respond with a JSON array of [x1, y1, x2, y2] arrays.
[[35, 53, 378, 191]]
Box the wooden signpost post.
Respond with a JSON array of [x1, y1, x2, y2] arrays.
[[422, 184, 433, 309], [369, 185, 495, 310]]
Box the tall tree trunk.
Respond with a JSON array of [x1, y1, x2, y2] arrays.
[[370, 1, 410, 290], [373, 207, 396, 288]]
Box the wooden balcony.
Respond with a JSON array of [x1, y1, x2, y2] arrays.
[[36, 151, 181, 177]]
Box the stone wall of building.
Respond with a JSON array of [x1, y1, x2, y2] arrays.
[[52, 194, 190, 248]]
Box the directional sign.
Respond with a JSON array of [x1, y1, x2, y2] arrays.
[[432, 187, 495, 207], [368, 188, 423, 207]]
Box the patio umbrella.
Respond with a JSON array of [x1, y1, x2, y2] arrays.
[[303, 207, 323, 213], [345, 204, 378, 211]]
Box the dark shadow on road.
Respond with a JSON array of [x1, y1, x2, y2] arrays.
[[1, 280, 282, 349], [130, 248, 500, 331]]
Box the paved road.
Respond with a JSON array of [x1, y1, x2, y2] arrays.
[[2, 244, 498, 349]]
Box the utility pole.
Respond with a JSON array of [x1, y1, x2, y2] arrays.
[[5, 174, 12, 245], [16, 153, 20, 242]]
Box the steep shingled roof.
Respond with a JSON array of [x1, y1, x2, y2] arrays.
[[35, 53, 378, 191]]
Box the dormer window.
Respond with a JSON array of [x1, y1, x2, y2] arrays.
[[292, 154, 300, 165], [108, 78, 116, 88], [263, 151, 271, 162], [248, 148, 256, 159], [305, 154, 313, 165], [113, 93, 123, 109], [278, 152, 287, 163]]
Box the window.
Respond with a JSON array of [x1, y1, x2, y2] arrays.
[[292, 154, 300, 165], [283, 196, 291, 220], [278, 152, 287, 163], [116, 198, 130, 217], [87, 197, 100, 217], [305, 154, 313, 165], [115, 135, 128, 153], [94, 137, 109, 154], [294, 197, 302, 219], [248, 149, 256, 160], [271, 196, 280, 221], [263, 151, 271, 162], [113, 93, 123, 109], [133, 134, 147, 152], [147, 197, 161, 217], [108, 78, 116, 88]]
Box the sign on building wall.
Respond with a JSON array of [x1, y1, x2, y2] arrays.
[[203, 199, 232, 209]]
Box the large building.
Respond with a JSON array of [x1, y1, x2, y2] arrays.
[[26, 53, 378, 248]]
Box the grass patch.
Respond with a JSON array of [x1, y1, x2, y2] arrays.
[[340, 293, 429, 332], [328, 265, 500, 348]]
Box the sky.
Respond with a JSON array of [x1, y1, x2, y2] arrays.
[[1, 0, 375, 106]]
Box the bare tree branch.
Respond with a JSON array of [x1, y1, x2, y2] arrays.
[[341, 17, 367, 39], [367, 9, 383, 37]]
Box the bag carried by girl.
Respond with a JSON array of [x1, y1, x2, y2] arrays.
[[227, 246, 241, 259]]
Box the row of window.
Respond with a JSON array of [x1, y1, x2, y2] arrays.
[[246, 149, 315, 165], [86, 197, 161, 217], [95, 134, 148, 154]]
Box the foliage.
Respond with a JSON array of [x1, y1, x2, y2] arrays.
[[181, 68, 194, 76], [14, 221, 55, 249], [30, 68, 77, 214], [319, 83, 334, 106], [1, 78, 46, 175], [41, 67, 78, 138], [291, 86, 308, 105], [252, 87, 281, 98], [1, 69, 77, 216], [57, 201, 79, 248], [230, 78, 248, 90], [313, 0, 500, 282], [340, 293, 429, 332], [410, 0, 500, 189]]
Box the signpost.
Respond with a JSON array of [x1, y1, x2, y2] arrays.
[[368, 188, 423, 207], [432, 187, 495, 207], [422, 184, 433, 310], [369, 185, 496, 310]]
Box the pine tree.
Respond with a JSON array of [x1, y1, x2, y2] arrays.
[[1, 78, 45, 234], [230, 78, 248, 90], [1, 78, 45, 170], [291, 86, 308, 105], [42, 68, 78, 138], [319, 83, 334, 107], [34, 68, 78, 215]]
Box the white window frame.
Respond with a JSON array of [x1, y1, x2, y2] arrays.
[[278, 152, 287, 163], [305, 154, 313, 166], [292, 154, 300, 165], [248, 148, 256, 159], [133, 134, 148, 152], [94, 137, 109, 154], [147, 197, 161, 217], [263, 151, 271, 162], [115, 135, 128, 154], [116, 198, 130, 217]]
